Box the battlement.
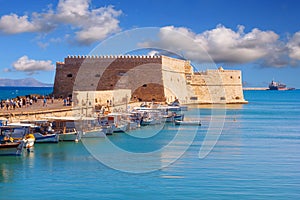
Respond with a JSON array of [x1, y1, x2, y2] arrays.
[[66, 55, 162, 59], [64, 55, 163, 65]]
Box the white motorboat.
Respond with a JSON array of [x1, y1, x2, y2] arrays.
[[174, 120, 201, 126]]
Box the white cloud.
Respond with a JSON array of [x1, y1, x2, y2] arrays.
[[72, 6, 121, 45], [0, 13, 55, 34], [287, 32, 300, 60], [12, 56, 54, 72], [147, 50, 160, 56], [0, 14, 39, 34], [0, 0, 121, 45], [3, 68, 12, 72], [37, 41, 49, 49], [142, 25, 282, 66]]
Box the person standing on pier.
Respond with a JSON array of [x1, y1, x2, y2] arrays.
[[43, 97, 47, 107]]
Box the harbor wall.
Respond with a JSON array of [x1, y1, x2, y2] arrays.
[[72, 89, 131, 116]]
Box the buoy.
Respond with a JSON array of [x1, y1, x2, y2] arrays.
[[75, 139, 79, 143]]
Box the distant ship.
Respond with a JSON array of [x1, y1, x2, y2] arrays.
[[268, 80, 295, 90]]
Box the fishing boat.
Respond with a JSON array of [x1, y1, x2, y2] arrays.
[[80, 117, 106, 138], [44, 117, 82, 142], [0, 127, 25, 156], [2, 123, 35, 150], [139, 111, 162, 126], [174, 120, 201, 126], [20, 120, 59, 143], [33, 132, 59, 143], [97, 115, 114, 135], [106, 113, 128, 133]]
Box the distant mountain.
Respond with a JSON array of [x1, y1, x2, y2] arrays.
[[0, 78, 53, 87]]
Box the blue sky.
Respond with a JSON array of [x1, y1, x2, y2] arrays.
[[0, 0, 299, 88]]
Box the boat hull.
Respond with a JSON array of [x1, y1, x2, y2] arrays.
[[113, 124, 128, 133], [82, 130, 105, 138], [58, 132, 81, 141], [34, 133, 59, 143], [0, 142, 24, 156]]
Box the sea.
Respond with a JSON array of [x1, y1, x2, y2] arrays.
[[0, 87, 300, 200], [0, 86, 53, 100]]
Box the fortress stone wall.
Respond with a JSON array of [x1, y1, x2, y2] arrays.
[[53, 55, 247, 104]]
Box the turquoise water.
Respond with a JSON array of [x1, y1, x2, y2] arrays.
[[0, 86, 53, 100], [1, 90, 300, 199]]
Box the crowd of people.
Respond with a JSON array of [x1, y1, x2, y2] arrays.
[[0, 96, 52, 110]]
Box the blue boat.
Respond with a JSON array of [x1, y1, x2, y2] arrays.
[[34, 132, 59, 143]]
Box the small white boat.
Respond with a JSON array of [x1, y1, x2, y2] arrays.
[[140, 118, 154, 126], [174, 120, 201, 126], [23, 134, 35, 149]]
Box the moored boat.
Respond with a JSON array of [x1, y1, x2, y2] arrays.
[[0, 129, 25, 156], [20, 120, 59, 143], [44, 116, 82, 142], [34, 132, 59, 143], [82, 128, 106, 138], [2, 123, 35, 150], [106, 113, 129, 133], [0, 141, 24, 156], [174, 120, 201, 126]]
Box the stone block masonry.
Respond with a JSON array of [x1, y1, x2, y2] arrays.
[[53, 55, 247, 104]]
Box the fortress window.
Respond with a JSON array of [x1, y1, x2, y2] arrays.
[[95, 74, 100, 77], [220, 97, 226, 100], [238, 76, 240, 79], [230, 76, 233, 79], [142, 84, 147, 87], [190, 97, 198, 100], [67, 74, 73, 78], [235, 96, 240, 100], [118, 72, 127, 76]]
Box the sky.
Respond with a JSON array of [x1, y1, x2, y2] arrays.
[[0, 0, 299, 88]]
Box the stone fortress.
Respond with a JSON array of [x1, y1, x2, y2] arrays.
[[53, 55, 247, 105]]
